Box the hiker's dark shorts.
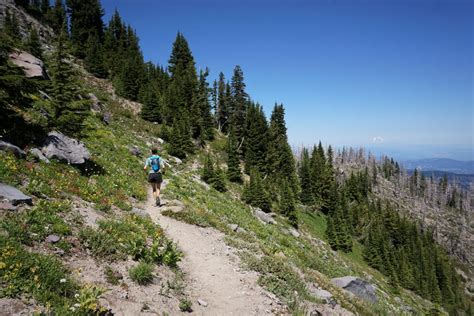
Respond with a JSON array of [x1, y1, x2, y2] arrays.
[[148, 172, 163, 184]]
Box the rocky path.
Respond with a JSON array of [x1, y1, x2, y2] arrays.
[[145, 181, 284, 315]]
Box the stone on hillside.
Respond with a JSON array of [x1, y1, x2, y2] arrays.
[[45, 234, 60, 244], [8, 50, 48, 79], [102, 112, 112, 125], [197, 299, 208, 307], [129, 145, 142, 157], [309, 285, 333, 304], [41, 132, 90, 165], [170, 156, 182, 165], [331, 276, 377, 303], [254, 209, 276, 225], [0, 141, 26, 158], [236, 227, 246, 234], [0, 201, 17, 211], [157, 138, 165, 144], [289, 228, 300, 238], [29, 148, 50, 163], [88, 93, 102, 112], [227, 224, 238, 232], [0, 183, 32, 206], [131, 207, 150, 218]]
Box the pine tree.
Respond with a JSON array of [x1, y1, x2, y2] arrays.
[[84, 31, 107, 78], [24, 27, 42, 59], [211, 163, 227, 192], [242, 169, 271, 212], [267, 103, 298, 194], [3, 9, 21, 44], [280, 180, 298, 227], [202, 153, 215, 183], [67, 0, 104, 58], [243, 102, 268, 174], [48, 0, 66, 33], [298, 148, 313, 204], [139, 82, 161, 122], [227, 131, 242, 183], [216, 72, 229, 132], [48, 26, 90, 136], [229, 65, 247, 145]]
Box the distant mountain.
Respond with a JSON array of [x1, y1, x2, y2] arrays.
[[402, 158, 474, 174]]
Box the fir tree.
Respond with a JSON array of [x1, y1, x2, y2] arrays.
[[280, 180, 298, 227], [24, 27, 42, 59], [202, 153, 215, 183], [49, 0, 66, 33], [216, 72, 229, 132], [84, 31, 107, 78], [229, 65, 247, 145], [211, 163, 227, 192], [242, 170, 271, 212], [243, 102, 268, 174], [298, 148, 313, 204], [67, 0, 104, 58], [3, 9, 21, 44]]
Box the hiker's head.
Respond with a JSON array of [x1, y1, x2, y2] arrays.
[[151, 148, 158, 155]]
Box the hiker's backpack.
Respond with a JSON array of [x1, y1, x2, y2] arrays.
[[150, 156, 161, 172]]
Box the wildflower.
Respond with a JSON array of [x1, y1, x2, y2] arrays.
[[75, 293, 80, 298], [69, 307, 76, 312], [74, 303, 80, 308], [60, 278, 67, 283]]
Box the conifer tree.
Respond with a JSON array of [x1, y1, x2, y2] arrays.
[[211, 163, 227, 192], [242, 169, 271, 212], [84, 31, 107, 78], [227, 131, 242, 183], [67, 0, 104, 58], [229, 65, 247, 144], [280, 180, 298, 227], [298, 148, 313, 204], [49, 0, 67, 33], [267, 103, 298, 194], [3, 9, 21, 44], [48, 27, 90, 135], [202, 153, 215, 183], [24, 27, 42, 59], [216, 72, 229, 132], [243, 102, 268, 174]]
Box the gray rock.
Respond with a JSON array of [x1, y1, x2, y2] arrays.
[[227, 224, 238, 232], [41, 132, 90, 164], [0, 141, 25, 158], [289, 228, 300, 238], [8, 50, 48, 79], [157, 138, 165, 144], [129, 145, 142, 157], [312, 288, 333, 303], [0, 183, 32, 206], [102, 112, 112, 125], [170, 156, 182, 165], [88, 93, 102, 112], [236, 227, 246, 234], [45, 234, 60, 243], [29, 148, 50, 163], [0, 201, 17, 211], [254, 209, 277, 225], [131, 207, 150, 218], [331, 276, 377, 303], [197, 299, 208, 307]]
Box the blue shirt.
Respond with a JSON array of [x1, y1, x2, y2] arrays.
[[144, 155, 163, 173]]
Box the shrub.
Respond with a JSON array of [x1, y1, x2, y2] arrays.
[[179, 298, 193, 312], [129, 262, 154, 285]]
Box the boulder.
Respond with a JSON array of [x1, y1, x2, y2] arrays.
[[227, 224, 239, 232], [331, 276, 377, 303], [88, 93, 102, 112], [102, 112, 112, 125], [131, 207, 150, 218], [0, 141, 25, 158], [45, 234, 60, 244], [0, 183, 32, 206], [169, 156, 182, 165], [29, 148, 50, 163], [8, 50, 48, 79], [289, 228, 300, 238], [129, 145, 142, 157], [254, 209, 277, 225], [41, 131, 90, 165]]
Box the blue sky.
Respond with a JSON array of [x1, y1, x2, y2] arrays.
[[101, 0, 473, 160]]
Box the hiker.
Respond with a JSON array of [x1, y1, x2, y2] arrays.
[[144, 148, 164, 206]]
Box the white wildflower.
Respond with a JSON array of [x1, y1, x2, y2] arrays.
[[60, 278, 67, 283]]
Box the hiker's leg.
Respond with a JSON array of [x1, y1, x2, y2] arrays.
[[151, 183, 157, 199], [156, 182, 161, 197]]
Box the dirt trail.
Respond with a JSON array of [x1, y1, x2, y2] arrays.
[[145, 181, 284, 315]]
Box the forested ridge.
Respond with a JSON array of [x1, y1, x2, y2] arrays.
[[1, 0, 472, 314]]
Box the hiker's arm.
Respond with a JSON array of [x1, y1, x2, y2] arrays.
[[143, 158, 149, 170]]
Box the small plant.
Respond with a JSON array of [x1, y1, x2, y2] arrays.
[[104, 266, 120, 285], [129, 262, 154, 285], [179, 298, 192, 312]]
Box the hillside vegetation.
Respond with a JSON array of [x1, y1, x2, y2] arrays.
[[0, 0, 472, 315]]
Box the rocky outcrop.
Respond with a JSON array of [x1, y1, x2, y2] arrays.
[[41, 132, 91, 165], [8, 50, 48, 79], [29, 148, 50, 163], [254, 209, 277, 225], [0, 183, 32, 206], [331, 276, 377, 303], [0, 141, 25, 158]]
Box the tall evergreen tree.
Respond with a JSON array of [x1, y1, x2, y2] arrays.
[[229, 65, 247, 145], [279, 180, 298, 227], [227, 130, 242, 183], [243, 102, 268, 174], [66, 0, 104, 58], [242, 169, 271, 212], [298, 148, 313, 204], [24, 27, 42, 59], [216, 72, 229, 132], [48, 0, 67, 33]]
